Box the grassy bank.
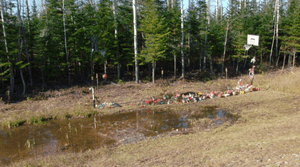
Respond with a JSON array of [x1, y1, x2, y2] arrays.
[[5, 67, 300, 166]]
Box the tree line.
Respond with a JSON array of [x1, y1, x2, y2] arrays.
[[0, 0, 299, 97]]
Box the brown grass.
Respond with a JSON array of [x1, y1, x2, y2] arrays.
[[5, 67, 300, 166]]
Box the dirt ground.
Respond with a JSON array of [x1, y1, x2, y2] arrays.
[[4, 67, 300, 166]]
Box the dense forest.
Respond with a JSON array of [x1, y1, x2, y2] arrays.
[[0, 0, 299, 100]]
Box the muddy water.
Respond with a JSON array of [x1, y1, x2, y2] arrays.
[[0, 109, 235, 165]]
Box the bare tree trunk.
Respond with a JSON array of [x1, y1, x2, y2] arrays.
[[282, 52, 286, 70], [244, 0, 246, 9], [113, 0, 120, 79], [181, 0, 184, 79], [220, 1, 223, 20], [257, 0, 260, 11], [16, 0, 33, 87], [1, 0, 14, 94], [210, 54, 213, 74], [204, 0, 210, 71], [222, 20, 229, 77], [215, 0, 218, 20], [288, 53, 291, 67], [209, 0, 213, 75], [276, 51, 280, 66], [260, 49, 263, 65], [268, 0, 278, 71], [133, 0, 139, 83], [26, 0, 30, 31], [188, 0, 191, 72], [275, 0, 279, 68], [174, 43, 176, 78], [63, 0, 70, 85], [293, 50, 295, 67], [17, 26, 26, 96], [239, 0, 241, 10], [167, 0, 169, 10], [199, 49, 202, 71], [152, 60, 155, 84], [236, 58, 239, 74]]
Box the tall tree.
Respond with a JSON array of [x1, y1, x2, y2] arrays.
[[113, 0, 120, 79], [133, 0, 139, 83], [268, 0, 279, 71], [62, 0, 70, 85], [275, 0, 279, 67], [181, 0, 184, 78], [1, 0, 14, 94], [17, 0, 33, 87], [139, 0, 169, 84], [17, 0, 26, 95]]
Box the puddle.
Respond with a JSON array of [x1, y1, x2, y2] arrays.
[[0, 108, 237, 165]]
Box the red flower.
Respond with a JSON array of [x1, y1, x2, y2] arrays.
[[149, 99, 152, 102], [157, 99, 161, 102], [131, 104, 133, 106], [154, 101, 156, 103], [176, 90, 178, 92], [189, 97, 192, 100]]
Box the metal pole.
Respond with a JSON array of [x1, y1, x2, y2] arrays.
[[96, 73, 98, 89], [90, 86, 95, 108], [91, 48, 94, 76]]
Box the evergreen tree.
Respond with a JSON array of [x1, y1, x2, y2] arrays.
[[139, 0, 169, 83], [282, 0, 300, 67]]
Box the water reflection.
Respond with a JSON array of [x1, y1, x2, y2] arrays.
[[0, 110, 187, 165], [0, 108, 236, 165]]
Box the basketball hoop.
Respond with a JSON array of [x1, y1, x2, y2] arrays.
[[249, 70, 254, 77], [100, 49, 107, 57], [244, 44, 252, 51]]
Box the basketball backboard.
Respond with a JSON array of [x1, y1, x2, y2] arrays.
[[247, 34, 259, 46]]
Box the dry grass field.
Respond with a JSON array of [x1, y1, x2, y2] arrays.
[[3, 67, 300, 166]]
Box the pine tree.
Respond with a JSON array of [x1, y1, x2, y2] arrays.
[[117, 0, 134, 76], [282, 0, 300, 67], [165, 0, 180, 78], [139, 0, 169, 84]]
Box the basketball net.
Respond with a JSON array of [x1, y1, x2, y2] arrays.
[[244, 44, 252, 51], [100, 49, 107, 57]]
